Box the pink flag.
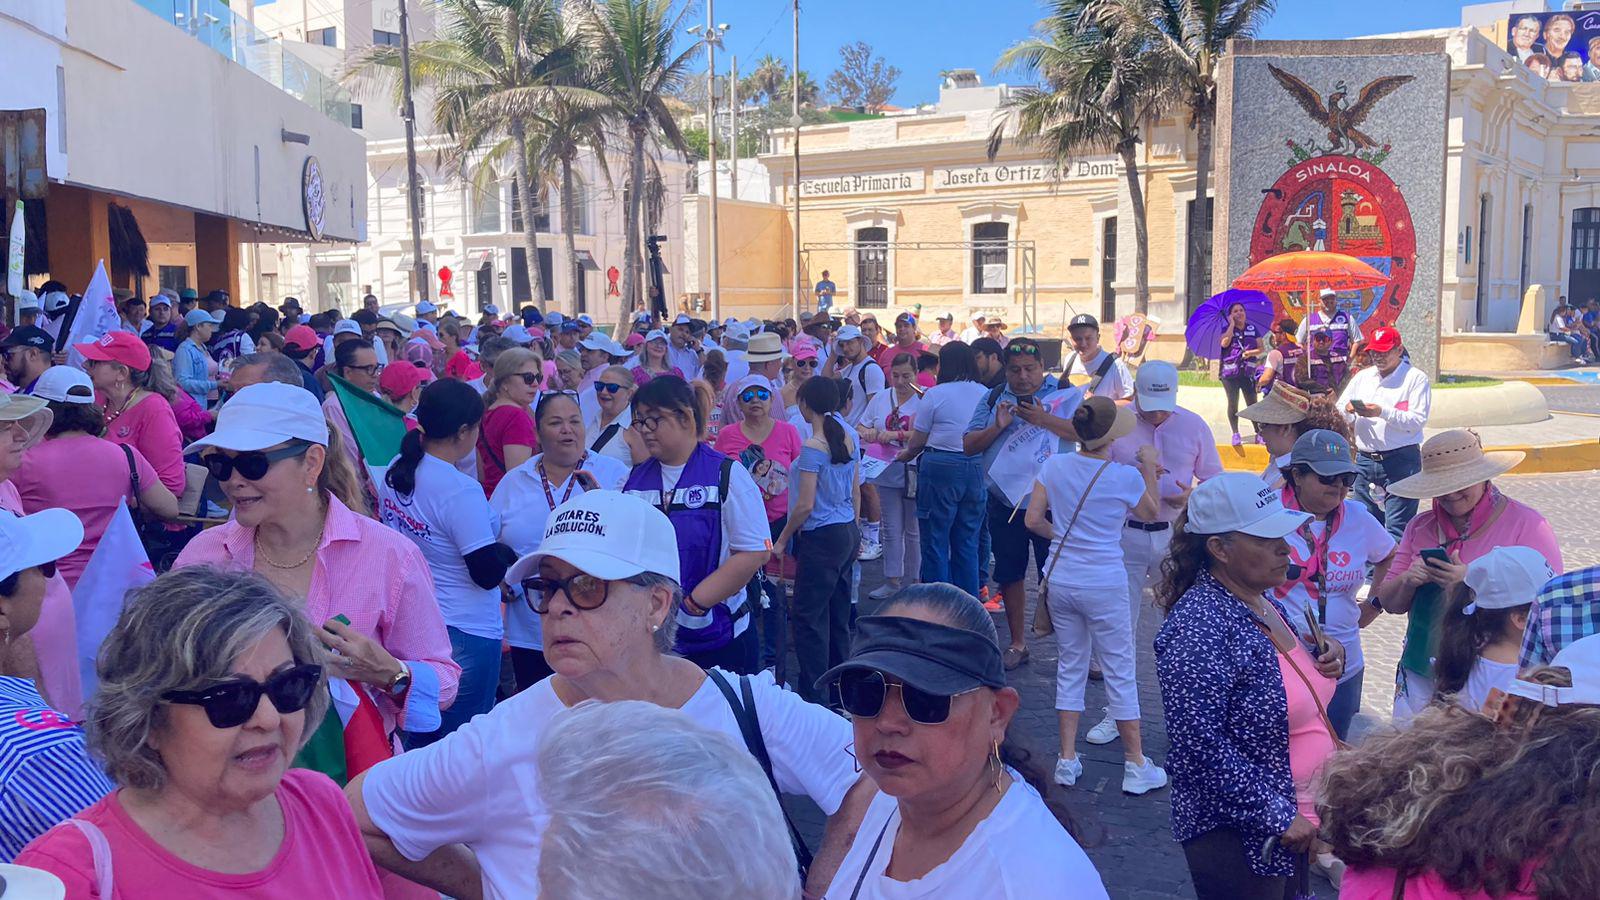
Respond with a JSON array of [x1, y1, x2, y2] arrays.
[[71, 504, 155, 694]]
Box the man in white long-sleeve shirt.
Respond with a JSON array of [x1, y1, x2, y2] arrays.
[[1337, 326, 1431, 539]]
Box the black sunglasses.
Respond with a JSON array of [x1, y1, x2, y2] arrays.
[[595, 382, 627, 395], [203, 440, 313, 482], [838, 669, 980, 726], [516, 372, 543, 386], [522, 573, 614, 614], [738, 386, 773, 403], [163, 663, 322, 729], [1294, 466, 1357, 488]]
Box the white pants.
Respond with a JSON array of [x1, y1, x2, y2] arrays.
[[1048, 579, 1140, 720], [1120, 525, 1172, 633], [877, 484, 920, 581], [1392, 668, 1434, 727]]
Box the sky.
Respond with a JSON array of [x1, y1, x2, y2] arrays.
[[712, 0, 1478, 107]]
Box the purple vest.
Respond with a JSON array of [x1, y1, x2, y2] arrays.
[[1306, 310, 1353, 361], [1275, 343, 1303, 389], [624, 444, 742, 656], [1220, 323, 1262, 379]]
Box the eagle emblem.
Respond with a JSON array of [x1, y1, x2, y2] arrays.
[[1267, 65, 1413, 154]]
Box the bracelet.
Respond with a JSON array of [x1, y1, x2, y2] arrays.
[[684, 595, 709, 616]]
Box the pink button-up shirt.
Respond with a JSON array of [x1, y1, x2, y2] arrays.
[[1109, 406, 1224, 523], [174, 496, 459, 733]]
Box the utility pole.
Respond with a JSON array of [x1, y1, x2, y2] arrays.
[[791, 0, 803, 318], [398, 0, 428, 304], [729, 56, 739, 200], [688, 10, 728, 321]]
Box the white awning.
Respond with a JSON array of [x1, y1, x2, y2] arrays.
[[392, 252, 413, 272], [574, 249, 600, 270]]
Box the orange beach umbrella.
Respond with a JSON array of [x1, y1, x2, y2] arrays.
[[1231, 251, 1389, 301]]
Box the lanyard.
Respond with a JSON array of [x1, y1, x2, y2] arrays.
[[538, 455, 584, 509], [849, 811, 897, 900]]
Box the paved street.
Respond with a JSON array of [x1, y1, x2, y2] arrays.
[[819, 470, 1600, 899], [1538, 383, 1600, 416]]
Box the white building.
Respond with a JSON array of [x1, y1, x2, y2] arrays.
[[249, 0, 688, 319]]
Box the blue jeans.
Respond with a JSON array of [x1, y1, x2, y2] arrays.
[[1327, 668, 1364, 740], [916, 450, 984, 595], [411, 626, 500, 747], [1550, 331, 1588, 361], [1354, 444, 1422, 541]]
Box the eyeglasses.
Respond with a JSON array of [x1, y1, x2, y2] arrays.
[[162, 663, 322, 729], [630, 413, 677, 433], [595, 382, 628, 396], [1294, 466, 1357, 488], [738, 386, 772, 403], [203, 440, 313, 482], [343, 363, 382, 377], [795, 358, 819, 369], [541, 389, 579, 399], [516, 372, 543, 386], [522, 573, 613, 613], [837, 669, 980, 726]]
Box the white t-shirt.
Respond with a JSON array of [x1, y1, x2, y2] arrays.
[[654, 458, 770, 631], [1064, 349, 1133, 400], [1276, 499, 1395, 682], [1037, 453, 1146, 589], [361, 669, 858, 900], [491, 452, 631, 650], [373, 454, 503, 640], [1457, 657, 1518, 713], [825, 771, 1108, 900], [584, 405, 635, 468], [912, 381, 988, 453], [838, 358, 887, 425]]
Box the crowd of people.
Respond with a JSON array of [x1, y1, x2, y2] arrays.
[[0, 280, 1594, 900]]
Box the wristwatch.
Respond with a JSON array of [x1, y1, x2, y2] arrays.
[[386, 662, 412, 698]]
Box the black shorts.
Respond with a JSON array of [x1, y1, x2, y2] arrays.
[[986, 494, 1052, 587]]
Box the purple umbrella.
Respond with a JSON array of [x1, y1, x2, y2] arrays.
[[1185, 289, 1275, 359]]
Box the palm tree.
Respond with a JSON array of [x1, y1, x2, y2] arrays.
[[783, 70, 821, 107], [989, 0, 1181, 314], [577, 0, 699, 322], [348, 0, 589, 309], [1086, 0, 1277, 312], [742, 53, 789, 104]]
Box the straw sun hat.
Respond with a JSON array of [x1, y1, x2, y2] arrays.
[[1386, 429, 1524, 500], [1238, 381, 1312, 426]]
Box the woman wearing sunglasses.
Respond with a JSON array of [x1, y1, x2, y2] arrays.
[[476, 347, 543, 498], [819, 583, 1108, 899], [585, 365, 645, 468], [349, 490, 868, 900], [1274, 430, 1395, 741], [857, 352, 922, 600], [175, 383, 459, 763], [13, 366, 178, 590], [18, 567, 385, 898], [630, 329, 682, 386], [0, 506, 115, 860], [781, 343, 820, 423], [493, 391, 631, 692]]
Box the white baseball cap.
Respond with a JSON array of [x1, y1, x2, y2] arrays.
[[483, 304, 500, 315], [1463, 546, 1553, 614], [332, 319, 363, 337], [577, 314, 595, 326], [33, 366, 96, 405], [1319, 288, 1337, 300], [506, 491, 681, 586], [42, 291, 71, 314], [579, 335, 625, 356], [1506, 633, 1600, 707], [645, 329, 668, 343], [672, 313, 693, 326], [0, 507, 84, 583], [1135, 360, 1178, 413], [502, 324, 534, 345], [14, 290, 38, 311], [835, 324, 864, 342], [1185, 472, 1311, 538], [184, 382, 330, 453], [415, 301, 438, 315]]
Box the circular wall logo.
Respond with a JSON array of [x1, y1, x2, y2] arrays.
[[302, 156, 326, 241]]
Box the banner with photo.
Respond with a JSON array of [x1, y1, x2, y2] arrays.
[[1505, 11, 1600, 83]]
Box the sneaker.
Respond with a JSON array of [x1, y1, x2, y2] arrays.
[[1084, 711, 1119, 745], [1053, 756, 1083, 787], [1122, 756, 1168, 795], [1231, 431, 1242, 447], [867, 582, 900, 600], [857, 540, 884, 562], [980, 586, 1002, 613]]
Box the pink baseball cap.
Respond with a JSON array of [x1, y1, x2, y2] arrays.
[[75, 331, 151, 372], [791, 343, 819, 362], [283, 324, 320, 352], [624, 332, 645, 349], [380, 361, 428, 399]]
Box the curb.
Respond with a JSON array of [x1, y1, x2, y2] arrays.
[[1217, 438, 1600, 476]]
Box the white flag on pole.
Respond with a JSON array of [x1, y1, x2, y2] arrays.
[[64, 259, 120, 367], [72, 504, 155, 695], [6, 201, 23, 307]]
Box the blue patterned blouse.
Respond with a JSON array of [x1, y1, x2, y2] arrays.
[[1154, 568, 1298, 877]]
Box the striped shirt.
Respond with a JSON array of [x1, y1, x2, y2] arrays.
[[0, 677, 112, 861]]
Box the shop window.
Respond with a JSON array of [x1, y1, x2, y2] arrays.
[[308, 27, 337, 47], [317, 264, 353, 309], [971, 222, 1008, 294], [373, 29, 401, 47], [158, 266, 189, 293]]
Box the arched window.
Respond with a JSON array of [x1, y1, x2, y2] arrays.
[[469, 170, 501, 234], [511, 183, 551, 233]]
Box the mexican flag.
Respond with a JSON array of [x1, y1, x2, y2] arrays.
[[328, 373, 408, 467], [294, 678, 392, 786]]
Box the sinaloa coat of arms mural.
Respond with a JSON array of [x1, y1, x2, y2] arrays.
[[1249, 65, 1418, 334]]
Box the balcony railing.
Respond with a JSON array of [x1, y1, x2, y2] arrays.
[[133, 0, 354, 127]]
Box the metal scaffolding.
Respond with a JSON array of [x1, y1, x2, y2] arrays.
[[800, 240, 1040, 332]]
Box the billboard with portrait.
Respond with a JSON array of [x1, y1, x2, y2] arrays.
[[1505, 12, 1600, 83]]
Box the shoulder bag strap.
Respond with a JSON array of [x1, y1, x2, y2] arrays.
[[1039, 459, 1113, 584], [1255, 619, 1346, 749], [67, 818, 115, 897], [121, 443, 141, 510], [705, 671, 814, 874], [589, 423, 622, 453]]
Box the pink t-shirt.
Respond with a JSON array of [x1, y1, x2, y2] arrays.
[[1278, 641, 1336, 824], [16, 769, 385, 899], [12, 436, 159, 589], [0, 481, 82, 717], [1108, 406, 1225, 523], [714, 419, 802, 522], [1380, 495, 1563, 589], [101, 392, 186, 495], [873, 341, 925, 372], [476, 404, 536, 498], [1341, 865, 1536, 900]]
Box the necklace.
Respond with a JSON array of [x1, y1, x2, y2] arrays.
[[105, 389, 139, 424], [254, 520, 326, 570]]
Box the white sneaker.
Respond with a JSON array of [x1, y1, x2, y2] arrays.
[[858, 540, 884, 561], [1053, 756, 1083, 787], [1122, 756, 1168, 795], [1084, 711, 1119, 745], [867, 582, 900, 600]]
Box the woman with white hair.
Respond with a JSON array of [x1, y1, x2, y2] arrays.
[[536, 700, 800, 900], [348, 490, 871, 900], [16, 567, 385, 897]]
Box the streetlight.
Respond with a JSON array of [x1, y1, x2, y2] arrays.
[[688, 11, 730, 320]]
